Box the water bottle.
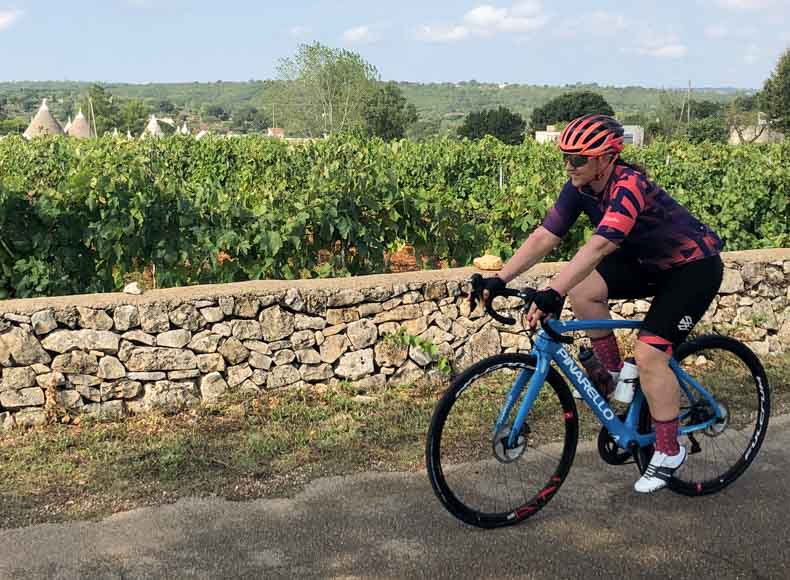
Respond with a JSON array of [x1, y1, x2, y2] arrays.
[[578, 347, 614, 398], [613, 357, 639, 404]]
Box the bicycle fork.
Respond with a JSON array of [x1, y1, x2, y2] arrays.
[[493, 354, 552, 451]]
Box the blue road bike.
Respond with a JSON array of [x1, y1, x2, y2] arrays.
[[426, 276, 771, 528]]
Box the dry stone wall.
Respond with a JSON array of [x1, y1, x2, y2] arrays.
[[0, 249, 788, 430]]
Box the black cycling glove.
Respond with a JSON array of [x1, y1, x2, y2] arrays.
[[532, 288, 565, 318], [469, 274, 506, 308]]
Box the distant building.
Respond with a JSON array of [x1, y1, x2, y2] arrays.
[[23, 99, 64, 139], [728, 112, 784, 144], [534, 125, 561, 144], [534, 123, 645, 147], [267, 127, 285, 138], [140, 115, 164, 139], [68, 110, 92, 139], [622, 125, 645, 147]]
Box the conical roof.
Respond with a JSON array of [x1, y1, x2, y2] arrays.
[[140, 115, 163, 139], [69, 110, 92, 138], [180, 121, 189, 135], [63, 116, 72, 134], [23, 99, 64, 139]]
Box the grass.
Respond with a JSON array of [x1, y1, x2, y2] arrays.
[[1, 352, 788, 529]]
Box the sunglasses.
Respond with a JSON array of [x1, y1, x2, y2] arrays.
[[563, 153, 592, 168]]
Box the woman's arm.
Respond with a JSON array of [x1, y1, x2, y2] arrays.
[[498, 226, 562, 284], [549, 234, 618, 296]]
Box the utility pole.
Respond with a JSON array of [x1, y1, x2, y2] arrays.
[[687, 80, 692, 126]]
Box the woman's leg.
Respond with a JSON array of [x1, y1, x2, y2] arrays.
[[569, 269, 623, 373]]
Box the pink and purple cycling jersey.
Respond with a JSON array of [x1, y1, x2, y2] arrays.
[[542, 163, 723, 271]]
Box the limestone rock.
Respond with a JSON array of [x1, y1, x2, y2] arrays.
[[41, 329, 119, 354], [234, 297, 260, 318], [227, 364, 253, 388], [374, 340, 408, 368], [113, 306, 140, 331], [141, 380, 199, 412], [122, 330, 156, 346], [249, 352, 273, 370], [300, 363, 333, 382], [52, 351, 99, 374], [201, 372, 228, 402], [125, 347, 197, 372], [101, 380, 141, 401], [170, 304, 202, 331], [720, 269, 745, 294], [188, 331, 221, 353], [139, 304, 170, 333], [2, 367, 37, 391], [320, 335, 349, 364], [200, 307, 224, 324], [473, 255, 503, 270], [98, 356, 126, 380], [267, 366, 301, 389], [274, 349, 296, 366], [346, 319, 378, 350], [157, 329, 192, 348], [327, 289, 365, 308], [0, 387, 45, 409], [218, 337, 249, 365], [259, 306, 295, 341], [31, 310, 57, 335], [197, 354, 226, 374], [231, 320, 263, 341], [1, 327, 51, 365], [291, 330, 316, 350], [335, 349, 374, 380], [77, 307, 114, 331]]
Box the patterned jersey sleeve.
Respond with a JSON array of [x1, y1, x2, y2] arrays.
[[542, 181, 582, 238], [594, 171, 648, 244]]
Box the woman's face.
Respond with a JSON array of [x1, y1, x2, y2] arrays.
[[565, 154, 610, 188]]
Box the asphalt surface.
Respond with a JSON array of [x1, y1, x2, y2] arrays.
[[1, 414, 789, 580]]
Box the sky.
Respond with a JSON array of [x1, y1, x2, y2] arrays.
[[0, 0, 788, 88]]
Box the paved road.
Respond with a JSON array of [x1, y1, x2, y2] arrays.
[[2, 415, 789, 580]]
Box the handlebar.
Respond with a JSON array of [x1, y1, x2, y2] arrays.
[[469, 274, 574, 345]]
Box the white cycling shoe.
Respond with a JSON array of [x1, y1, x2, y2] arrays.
[[634, 446, 687, 494]]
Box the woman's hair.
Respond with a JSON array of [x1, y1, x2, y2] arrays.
[[615, 157, 648, 178]]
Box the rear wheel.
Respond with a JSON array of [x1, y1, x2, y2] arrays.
[[426, 353, 578, 528], [636, 335, 770, 495]]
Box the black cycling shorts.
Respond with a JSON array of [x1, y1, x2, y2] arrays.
[[596, 251, 724, 349]]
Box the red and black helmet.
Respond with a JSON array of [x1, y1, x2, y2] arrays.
[[558, 114, 625, 156]]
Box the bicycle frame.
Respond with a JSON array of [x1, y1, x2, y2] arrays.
[[495, 319, 725, 451]]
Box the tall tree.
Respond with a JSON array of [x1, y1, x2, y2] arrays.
[[457, 106, 526, 145], [79, 84, 121, 136], [363, 82, 418, 140], [274, 42, 379, 137], [762, 47, 790, 134], [530, 91, 614, 131], [119, 99, 149, 136]]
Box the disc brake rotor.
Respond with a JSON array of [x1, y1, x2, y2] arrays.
[[492, 425, 528, 463]]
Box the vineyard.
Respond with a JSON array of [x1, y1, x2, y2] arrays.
[[0, 135, 787, 299]]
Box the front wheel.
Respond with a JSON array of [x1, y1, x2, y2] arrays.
[[636, 335, 771, 496], [426, 353, 578, 528]]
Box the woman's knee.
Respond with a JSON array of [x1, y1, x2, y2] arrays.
[[568, 271, 608, 307], [634, 340, 671, 374]]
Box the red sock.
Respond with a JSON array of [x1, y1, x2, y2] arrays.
[[653, 418, 680, 455], [591, 333, 623, 373]]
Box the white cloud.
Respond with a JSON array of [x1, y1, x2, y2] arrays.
[[416, 1, 548, 43], [704, 23, 730, 38], [343, 25, 378, 44], [289, 25, 312, 38], [557, 10, 627, 38], [637, 33, 688, 58], [0, 9, 22, 30], [716, 0, 775, 9], [415, 24, 470, 43]]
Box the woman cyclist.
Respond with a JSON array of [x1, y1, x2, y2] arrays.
[[478, 114, 723, 493]]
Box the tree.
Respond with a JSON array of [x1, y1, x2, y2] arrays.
[[231, 106, 271, 133], [457, 106, 526, 145], [762, 47, 790, 134], [687, 117, 728, 144], [274, 42, 379, 137], [119, 99, 149, 135], [363, 82, 418, 140], [79, 84, 121, 136], [530, 91, 615, 131]]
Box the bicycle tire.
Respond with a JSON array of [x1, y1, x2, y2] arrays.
[[426, 353, 578, 528], [635, 334, 771, 496]]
